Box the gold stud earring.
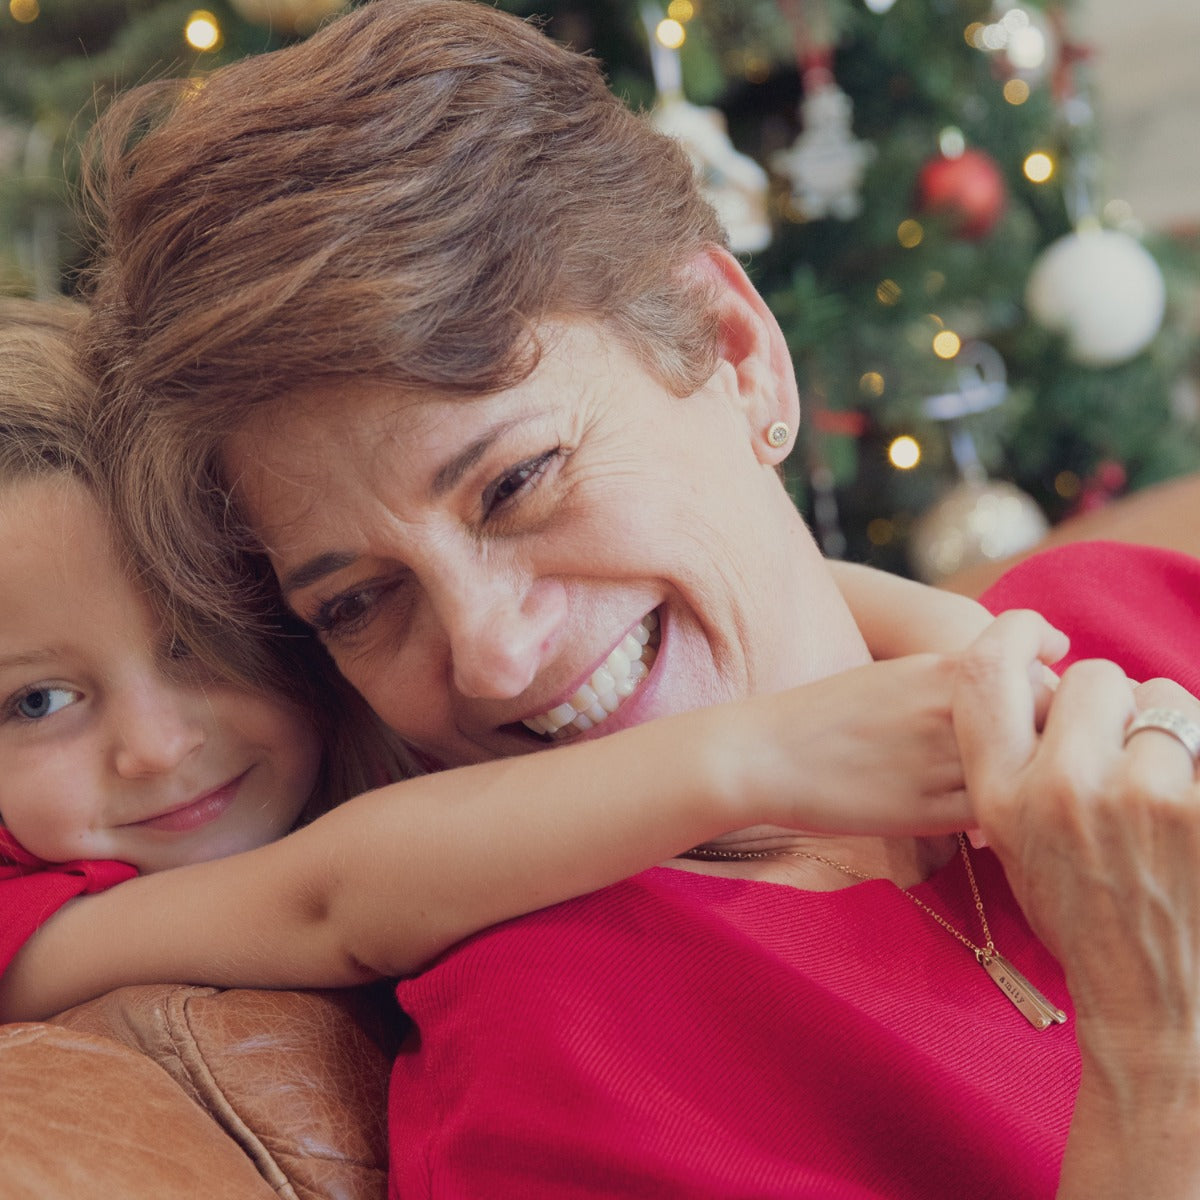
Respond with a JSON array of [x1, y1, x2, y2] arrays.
[[766, 421, 790, 448]]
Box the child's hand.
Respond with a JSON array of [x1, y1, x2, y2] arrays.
[[955, 609, 1068, 848], [742, 610, 1067, 840], [741, 652, 971, 837]]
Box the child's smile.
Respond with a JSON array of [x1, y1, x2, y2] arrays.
[[0, 475, 322, 873]]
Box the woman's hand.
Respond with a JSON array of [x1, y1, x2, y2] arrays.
[[953, 611, 1200, 1198]]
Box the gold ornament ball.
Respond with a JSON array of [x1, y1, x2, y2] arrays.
[[908, 478, 1049, 584], [228, 0, 349, 35]]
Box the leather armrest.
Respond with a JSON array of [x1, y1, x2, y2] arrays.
[[51, 982, 402, 1200], [0, 1021, 280, 1200]]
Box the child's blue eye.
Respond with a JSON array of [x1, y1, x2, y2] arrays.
[[16, 687, 80, 721]]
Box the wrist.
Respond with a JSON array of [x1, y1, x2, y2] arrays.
[[1060, 1054, 1200, 1199], [684, 695, 803, 835]]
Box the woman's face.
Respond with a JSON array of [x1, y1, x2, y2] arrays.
[[226, 321, 868, 767]]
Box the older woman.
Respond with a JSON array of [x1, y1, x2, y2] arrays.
[[81, 2, 1200, 1196]]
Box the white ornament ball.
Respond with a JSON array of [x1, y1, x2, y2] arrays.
[[229, 0, 348, 35], [908, 478, 1049, 584], [1025, 228, 1165, 366]]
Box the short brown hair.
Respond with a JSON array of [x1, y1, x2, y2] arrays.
[[82, 0, 726, 653]]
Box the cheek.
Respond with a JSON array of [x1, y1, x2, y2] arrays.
[[0, 765, 90, 859], [325, 606, 455, 742], [343, 660, 436, 745], [264, 708, 325, 789]]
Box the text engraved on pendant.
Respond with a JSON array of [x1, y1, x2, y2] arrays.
[[977, 952, 1067, 1031]]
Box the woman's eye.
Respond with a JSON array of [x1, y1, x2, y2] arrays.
[[311, 586, 383, 639], [484, 450, 558, 518], [14, 686, 80, 721]]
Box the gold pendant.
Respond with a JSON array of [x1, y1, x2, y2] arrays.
[[976, 951, 1068, 1031]]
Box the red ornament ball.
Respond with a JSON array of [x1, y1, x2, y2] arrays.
[[914, 149, 1007, 240]]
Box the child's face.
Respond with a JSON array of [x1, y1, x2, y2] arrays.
[[0, 475, 323, 873]]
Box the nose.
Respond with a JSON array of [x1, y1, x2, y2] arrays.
[[112, 680, 208, 779], [440, 571, 568, 700]]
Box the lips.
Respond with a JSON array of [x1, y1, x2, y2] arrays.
[[521, 612, 659, 740], [127, 772, 246, 833]]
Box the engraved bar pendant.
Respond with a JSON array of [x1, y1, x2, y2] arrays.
[[976, 951, 1068, 1031]]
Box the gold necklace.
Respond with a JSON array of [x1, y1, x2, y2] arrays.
[[680, 833, 1067, 1032]]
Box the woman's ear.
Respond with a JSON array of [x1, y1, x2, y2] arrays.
[[691, 246, 800, 465]]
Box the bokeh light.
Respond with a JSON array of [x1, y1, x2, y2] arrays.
[[867, 518, 897, 546], [656, 18, 686, 49], [1054, 470, 1081, 499], [938, 126, 966, 158], [1003, 79, 1030, 105], [859, 371, 886, 398], [888, 436, 922, 470], [876, 279, 903, 305], [185, 10, 221, 51], [1023, 151, 1054, 183], [932, 330, 962, 359]]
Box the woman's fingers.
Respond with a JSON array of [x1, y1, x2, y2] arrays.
[[1124, 679, 1200, 780], [1034, 658, 1136, 788]]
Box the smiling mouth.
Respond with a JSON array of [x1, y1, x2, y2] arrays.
[[522, 612, 660, 740], [127, 773, 246, 833]]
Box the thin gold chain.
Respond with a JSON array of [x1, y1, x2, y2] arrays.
[[681, 833, 995, 959]]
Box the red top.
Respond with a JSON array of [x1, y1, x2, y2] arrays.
[[388, 539, 1200, 1198], [0, 827, 135, 978], [980, 540, 1200, 695], [390, 852, 1077, 1198]]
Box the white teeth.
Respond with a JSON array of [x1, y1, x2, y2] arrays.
[[590, 667, 616, 695], [546, 702, 578, 728], [523, 613, 659, 739]]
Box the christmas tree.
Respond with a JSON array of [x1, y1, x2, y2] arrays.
[[3, 0, 1198, 580]]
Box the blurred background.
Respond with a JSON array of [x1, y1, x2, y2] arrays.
[[3, 0, 1198, 582]]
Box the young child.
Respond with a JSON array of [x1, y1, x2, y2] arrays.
[[0, 298, 1002, 1024]]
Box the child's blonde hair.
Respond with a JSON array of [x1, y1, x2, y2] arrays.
[[0, 296, 414, 821], [0, 299, 95, 484]]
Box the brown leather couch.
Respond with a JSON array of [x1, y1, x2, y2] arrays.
[[3, 982, 402, 1200], [4, 471, 1198, 1200]]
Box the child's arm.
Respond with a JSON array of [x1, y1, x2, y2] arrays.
[[829, 560, 993, 659], [0, 647, 993, 1022]]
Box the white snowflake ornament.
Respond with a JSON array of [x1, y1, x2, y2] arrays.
[[772, 83, 874, 221]]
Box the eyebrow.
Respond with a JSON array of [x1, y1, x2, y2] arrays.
[[0, 651, 56, 676], [429, 420, 520, 498], [281, 419, 524, 595], [279, 550, 361, 596]]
